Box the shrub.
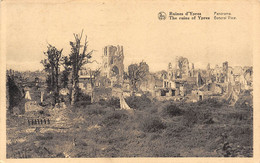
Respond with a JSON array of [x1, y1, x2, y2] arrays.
[[140, 116, 166, 133], [149, 107, 158, 114], [164, 123, 186, 137], [107, 97, 120, 108], [198, 98, 224, 108], [85, 107, 107, 115], [100, 111, 128, 127], [75, 100, 92, 108], [78, 91, 92, 102], [43, 93, 56, 106], [162, 104, 184, 117], [182, 109, 212, 127], [7, 76, 24, 113], [38, 110, 51, 117], [226, 112, 250, 122], [98, 97, 120, 108], [36, 132, 53, 140], [125, 94, 152, 110], [16, 98, 26, 114], [235, 101, 252, 110], [150, 133, 161, 141], [234, 92, 253, 109], [98, 99, 106, 106]]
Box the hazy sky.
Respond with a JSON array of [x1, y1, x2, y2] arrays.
[[3, 0, 253, 72]]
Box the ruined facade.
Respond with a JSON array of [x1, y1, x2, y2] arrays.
[[210, 61, 253, 90], [78, 68, 95, 94], [101, 45, 124, 86], [77, 45, 126, 101], [175, 56, 190, 79], [227, 66, 253, 90], [156, 58, 253, 104], [159, 57, 193, 98], [80, 45, 126, 102]]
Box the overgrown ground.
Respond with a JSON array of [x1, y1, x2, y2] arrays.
[[6, 94, 253, 158]]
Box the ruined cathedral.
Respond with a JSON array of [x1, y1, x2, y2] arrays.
[[100, 45, 124, 86]]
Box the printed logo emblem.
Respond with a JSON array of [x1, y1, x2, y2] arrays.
[[158, 12, 167, 20]]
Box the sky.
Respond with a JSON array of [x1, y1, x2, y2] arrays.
[[3, 0, 254, 72]]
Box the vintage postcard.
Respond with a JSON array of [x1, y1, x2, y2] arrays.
[[0, 0, 260, 162]]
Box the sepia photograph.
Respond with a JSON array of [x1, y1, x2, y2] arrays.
[[1, 0, 259, 161]]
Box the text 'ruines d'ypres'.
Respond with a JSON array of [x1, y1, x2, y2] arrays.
[[165, 11, 236, 20]]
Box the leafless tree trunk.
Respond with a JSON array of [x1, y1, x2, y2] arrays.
[[41, 44, 63, 104], [70, 30, 93, 105], [71, 67, 79, 105]]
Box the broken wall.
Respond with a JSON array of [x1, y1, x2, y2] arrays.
[[25, 101, 43, 112]]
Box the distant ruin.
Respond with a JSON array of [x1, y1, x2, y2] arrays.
[[78, 45, 125, 103], [6, 49, 253, 115], [153, 57, 253, 104], [76, 52, 253, 105]]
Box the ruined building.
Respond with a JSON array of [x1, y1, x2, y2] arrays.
[[84, 45, 125, 102], [211, 61, 252, 90], [158, 56, 193, 98], [157, 58, 253, 103], [78, 68, 95, 94], [175, 56, 190, 79], [227, 66, 253, 90], [101, 45, 124, 86], [165, 56, 192, 81], [213, 64, 225, 83]]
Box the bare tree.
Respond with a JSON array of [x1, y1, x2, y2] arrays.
[[41, 44, 63, 104], [89, 68, 100, 103], [60, 56, 72, 88], [89, 68, 100, 87], [127, 61, 149, 93], [69, 30, 93, 105]]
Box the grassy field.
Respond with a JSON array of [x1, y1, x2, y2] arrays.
[[6, 95, 253, 158]]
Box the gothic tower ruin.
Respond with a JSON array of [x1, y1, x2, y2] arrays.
[[101, 45, 124, 85], [175, 56, 190, 79]]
